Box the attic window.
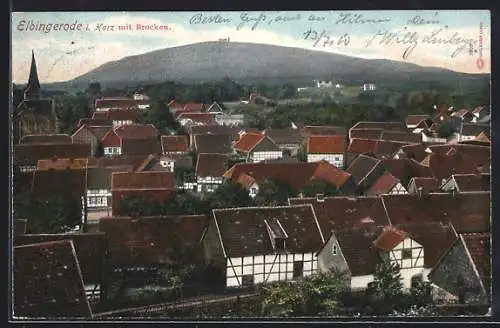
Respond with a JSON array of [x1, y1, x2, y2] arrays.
[[332, 244, 338, 255], [275, 238, 286, 251], [402, 249, 412, 259]]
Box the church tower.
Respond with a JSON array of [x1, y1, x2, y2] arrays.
[[24, 50, 41, 100]]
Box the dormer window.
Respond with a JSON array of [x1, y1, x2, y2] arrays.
[[264, 218, 288, 253]]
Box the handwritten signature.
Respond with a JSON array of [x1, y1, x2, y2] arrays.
[[366, 26, 477, 59]]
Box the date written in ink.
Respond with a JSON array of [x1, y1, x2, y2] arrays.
[[303, 29, 351, 47]]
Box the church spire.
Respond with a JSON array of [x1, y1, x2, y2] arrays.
[[24, 50, 41, 100]]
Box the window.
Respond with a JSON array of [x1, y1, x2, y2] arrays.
[[241, 274, 254, 286], [275, 238, 285, 251], [293, 261, 303, 278], [332, 244, 338, 255], [402, 249, 412, 259]]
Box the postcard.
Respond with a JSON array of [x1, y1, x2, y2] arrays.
[[10, 10, 491, 320]]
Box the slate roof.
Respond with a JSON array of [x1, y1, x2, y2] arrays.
[[392, 222, 458, 268], [264, 128, 303, 145], [194, 134, 234, 154], [195, 153, 229, 178], [99, 215, 207, 266], [225, 161, 352, 191], [161, 135, 189, 153], [365, 171, 400, 196], [350, 121, 407, 136], [302, 125, 346, 137], [331, 226, 383, 276], [233, 132, 265, 152], [112, 171, 175, 190], [381, 192, 490, 233], [451, 174, 490, 192], [307, 135, 346, 154], [14, 143, 92, 166], [21, 134, 72, 144], [13, 240, 92, 318], [461, 232, 491, 293], [14, 233, 106, 284], [187, 125, 240, 137], [289, 196, 389, 237], [427, 152, 488, 180], [346, 154, 381, 185], [212, 205, 324, 258], [347, 138, 378, 155], [373, 226, 407, 251]]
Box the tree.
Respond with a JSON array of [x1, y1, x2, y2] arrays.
[[409, 275, 433, 308], [14, 192, 82, 234], [207, 180, 254, 209], [174, 167, 196, 186], [296, 147, 307, 162], [118, 195, 156, 217], [437, 121, 456, 138], [367, 257, 404, 314], [165, 191, 209, 215], [139, 100, 181, 135], [299, 180, 342, 198], [254, 178, 295, 206]]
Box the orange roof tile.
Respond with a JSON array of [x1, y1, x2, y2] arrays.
[[307, 135, 346, 154], [373, 226, 408, 251], [233, 132, 265, 152], [161, 135, 189, 153]]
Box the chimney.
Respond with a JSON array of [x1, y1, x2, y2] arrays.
[[417, 186, 423, 199], [316, 193, 325, 202]]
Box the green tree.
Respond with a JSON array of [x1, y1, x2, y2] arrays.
[[367, 257, 404, 314], [14, 192, 82, 234], [254, 178, 295, 206], [165, 191, 209, 215], [299, 180, 342, 198], [409, 275, 433, 308], [174, 167, 196, 186], [437, 121, 456, 138], [296, 147, 307, 162], [207, 180, 254, 209], [118, 195, 155, 217], [138, 100, 181, 135]]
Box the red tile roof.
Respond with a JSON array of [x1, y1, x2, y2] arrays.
[[349, 128, 384, 140], [365, 171, 400, 196], [381, 192, 490, 233], [233, 132, 265, 152], [13, 240, 92, 318], [14, 233, 106, 284], [406, 115, 429, 126], [177, 112, 215, 124], [225, 162, 352, 191], [195, 153, 229, 178], [31, 168, 87, 197], [379, 131, 422, 143], [187, 125, 241, 137], [347, 138, 379, 155], [21, 134, 72, 144], [302, 125, 346, 136], [461, 232, 491, 293], [183, 103, 206, 111], [112, 171, 175, 190], [289, 196, 389, 236], [121, 138, 162, 156], [373, 226, 407, 251], [398, 143, 434, 162], [37, 158, 88, 171], [236, 173, 257, 189], [451, 174, 490, 192], [408, 177, 442, 194], [212, 205, 324, 258], [77, 118, 113, 128], [161, 135, 189, 153], [307, 135, 346, 154], [393, 222, 458, 268], [351, 121, 407, 132], [94, 98, 139, 109], [14, 143, 91, 166], [86, 155, 150, 171], [428, 152, 487, 180], [346, 154, 382, 185], [98, 215, 207, 266], [381, 158, 432, 187], [330, 226, 384, 276], [80, 125, 113, 140], [92, 109, 138, 121], [112, 124, 159, 140]]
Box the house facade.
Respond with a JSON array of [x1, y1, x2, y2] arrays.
[[233, 132, 283, 163], [203, 205, 324, 288], [101, 124, 159, 157], [195, 153, 229, 193], [306, 135, 346, 168], [72, 125, 112, 156]]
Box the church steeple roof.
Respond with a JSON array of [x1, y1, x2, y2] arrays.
[[25, 50, 41, 100]]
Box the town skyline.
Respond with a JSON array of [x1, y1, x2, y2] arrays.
[[12, 10, 491, 83]]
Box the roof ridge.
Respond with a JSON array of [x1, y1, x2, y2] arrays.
[[212, 204, 314, 212]]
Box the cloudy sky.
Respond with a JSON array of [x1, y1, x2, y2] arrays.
[[11, 10, 490, 83]]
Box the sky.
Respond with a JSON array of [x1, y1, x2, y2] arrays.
[[11, 10, 491, 83]]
